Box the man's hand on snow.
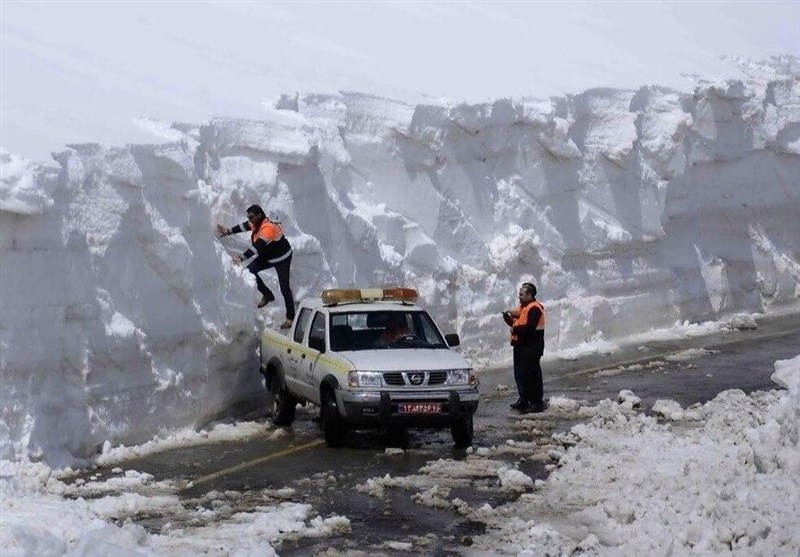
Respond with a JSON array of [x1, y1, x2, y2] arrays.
[[232, 254, 244, 264], [215, 224, 228, 237]]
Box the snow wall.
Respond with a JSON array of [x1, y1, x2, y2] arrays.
[[1, 69, 799, 465]]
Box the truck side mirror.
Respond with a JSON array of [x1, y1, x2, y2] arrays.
[[444, 334, 460, 347]]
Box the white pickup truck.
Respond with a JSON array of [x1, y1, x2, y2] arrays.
[[259, 288, 480, 447]]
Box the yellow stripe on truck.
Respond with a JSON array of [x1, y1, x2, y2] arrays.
[[262, 332, 352, 375]]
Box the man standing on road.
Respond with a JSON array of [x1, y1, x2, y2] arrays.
[[503, 282, 546, 413], [216, 204, 295, 329]]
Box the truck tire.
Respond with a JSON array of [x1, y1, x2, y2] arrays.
[[321, 390, 348, 447], [451, 413, 473, 448], [270, 374, 296, 426]]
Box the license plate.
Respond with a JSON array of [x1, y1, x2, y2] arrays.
[[398, 402, 442, 414]]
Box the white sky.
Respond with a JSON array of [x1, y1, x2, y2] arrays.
[[2, 1, 799, 161]]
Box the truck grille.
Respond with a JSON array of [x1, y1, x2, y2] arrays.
[[382, 371, 448, 386], [383, 372, 405, 386]]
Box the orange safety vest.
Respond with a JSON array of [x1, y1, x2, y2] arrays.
[[510, 300, 546, 344], [251, 218, 284, 245]]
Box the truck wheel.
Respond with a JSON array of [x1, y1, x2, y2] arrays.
[[270, 375, 296, 426], [321, 390, 348, 447], [451, 413, 473, 448]]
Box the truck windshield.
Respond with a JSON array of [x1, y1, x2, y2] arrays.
[[329, 310, 447, 351]]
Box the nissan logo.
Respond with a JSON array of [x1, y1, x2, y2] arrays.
[[408, 373, 424, 385]]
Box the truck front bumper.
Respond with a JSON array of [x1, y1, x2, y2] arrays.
[[337, 388, 480, 428]]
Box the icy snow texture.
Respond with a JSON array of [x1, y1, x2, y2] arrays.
[[0, 458, 350, 556], [1, 71, 799, 465], [471, 356, 800, 555]]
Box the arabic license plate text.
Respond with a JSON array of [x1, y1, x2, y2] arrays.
[[398, 402, 442, 414]]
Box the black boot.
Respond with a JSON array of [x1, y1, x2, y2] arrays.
[[257, 292, 275, 308], [510, 398, 526, 410], [529, 401, 546, 413]]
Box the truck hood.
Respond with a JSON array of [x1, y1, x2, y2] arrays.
[[339, 348, 471, 371]]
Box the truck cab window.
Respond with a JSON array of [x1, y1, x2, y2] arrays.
[[308, 312, 326, 352], [293, 308, 312, 343]]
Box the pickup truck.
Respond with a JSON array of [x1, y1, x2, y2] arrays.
[[259, 288, 480, 447]]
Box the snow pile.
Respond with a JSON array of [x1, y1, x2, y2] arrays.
[[0, 145, 262, 466], [471, 355, 800, 555], [2, 65, 800, 465], [0, 459, 350, 556]]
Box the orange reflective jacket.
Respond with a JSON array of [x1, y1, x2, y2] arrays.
[[510, 300, 545, 347], [251, 219, 284, 245], [242, 217, 292, 263]]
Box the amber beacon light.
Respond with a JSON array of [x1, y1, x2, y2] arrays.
[[321, 287, 418, 305]]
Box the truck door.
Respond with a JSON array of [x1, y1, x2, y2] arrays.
[[284, 307, 312, 394], [298, 311, 327, 401]]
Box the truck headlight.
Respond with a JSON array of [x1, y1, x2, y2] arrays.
[[348, 370, 382, 388], [448, 368, 477, 386]]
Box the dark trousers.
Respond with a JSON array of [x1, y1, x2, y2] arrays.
[[513, 345, 543, 405], [247, 254, 295, 319]]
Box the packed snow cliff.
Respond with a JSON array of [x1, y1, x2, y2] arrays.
[[1, 64, 799, 465]]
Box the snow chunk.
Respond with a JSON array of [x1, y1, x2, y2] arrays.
[[0, 149, 59, 214], [497, 467, 534, 492]]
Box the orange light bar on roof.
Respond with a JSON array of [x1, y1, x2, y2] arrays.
[[380, 287, 418, 301], [321, 287, 418, 305]]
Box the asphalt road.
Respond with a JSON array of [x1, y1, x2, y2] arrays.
[[79, 313, 800, 556]]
